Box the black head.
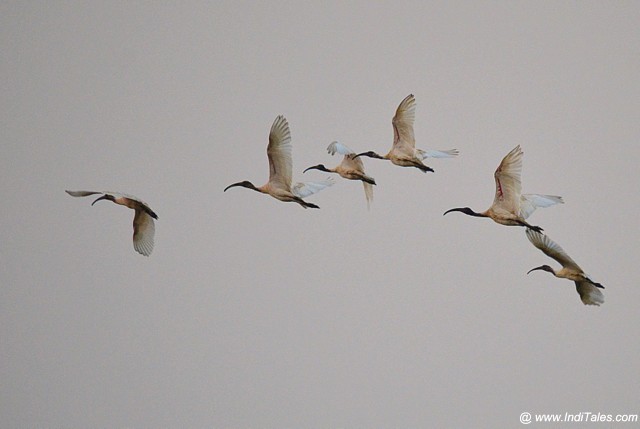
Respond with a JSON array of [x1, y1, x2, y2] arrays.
[[91, 194, 115, 206], [354, 151, 384, 160], [527, 265, 555, 275], [224, 181, 257, 192], [303, 164, 330, 174], [443, 207, 484, 217]]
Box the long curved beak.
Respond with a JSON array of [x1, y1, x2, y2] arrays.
[[303, 165, 320, 174], [224, 182, 243, 192], [443, 207, 462, 216], [224, 181, 254, 192], [91, 195, 110, 206], [526, 266, 546, 275]]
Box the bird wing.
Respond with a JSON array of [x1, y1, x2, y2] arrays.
[[415, 148, 459, 159], [291, 177, 335, 198], [67, 190, 156, 216], [267, 115, 293, 190], [525, 229, 582, 271], [391, 94, 416, 153], [327, 141, 355, 156], [362, 181, 374, 209], [133, 209, 155, 256], [519, 194, 564, 219], [327, 141, 364, 171], [492, 145, 523, 214], [575, 281, 605, 306], [66, 190, 103, 197]]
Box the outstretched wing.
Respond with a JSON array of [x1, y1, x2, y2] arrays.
[[575, 281, 605, 306], [291, 177, 335, 198], [416, 148, 459, 159], [492, 145, 523, 215], [520, 194, 564, 219], [267, 115, 293, 190], [328, 141, 364, 171], [327, 141, 355, 156], [526, 229, 582, 271], [65, 190, 102, 197], [392, 94, 416, 153], [66, 190, 156, 216], [133, 209, 155, 256], [362, 181, 374, 209]]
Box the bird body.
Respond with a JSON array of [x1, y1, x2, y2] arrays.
[[224, 115, 333, 209], [444, 145, 563, 232], [355, 94, 459, 173], [66, 190, 157, 256], [304, 141, 374, 207], [526, 229, 604, 306]]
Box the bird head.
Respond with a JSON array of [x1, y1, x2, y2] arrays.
[[526, 265, 555, 275], [224, 181, 258, 192], [354, 151, 383, 160], [303, 164, 330, 174], [91, 194, 115, 205]]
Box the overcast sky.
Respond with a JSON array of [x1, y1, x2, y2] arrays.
[[2, 2, 639, 428]]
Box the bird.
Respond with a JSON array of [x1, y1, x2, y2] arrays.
[[525, 229, 605, 306], [66, 190, 158, 256], [354, 94, 459, 172], [303, 141, 375, 208], [224, 115, 334, 209], [443, 145, 563, 232]]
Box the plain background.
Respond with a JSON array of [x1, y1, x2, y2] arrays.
[[2, 2, 639, 427]]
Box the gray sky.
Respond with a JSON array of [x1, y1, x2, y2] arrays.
[[2, 1, 639, 427]]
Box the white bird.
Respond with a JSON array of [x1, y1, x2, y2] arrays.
[[303, 141, 375, 208], [354, 94, 459, 172], [443, 145, 563, 232], [66, 190, 157, 256], [224, 115, 334, 209], [525, 229, 605, 306]]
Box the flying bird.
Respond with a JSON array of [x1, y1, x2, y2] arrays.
[[224, 115, 333, 209], [525, 229, 605, 306], [354, 94, 459, 173], [303, 141, 375, 208], [443, 145, 562, 232], [66, 190, 157, 256]]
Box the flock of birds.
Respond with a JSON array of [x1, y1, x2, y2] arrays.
[[66, 94, 605, 306]]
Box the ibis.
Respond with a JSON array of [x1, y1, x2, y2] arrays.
[[526, 229, 605, 306], [304, 141, 375, 208], [443, 145, 562, 232], [354, 94, 459, 172], [66, 190, 157, 256], [224, 115, 333, 208]]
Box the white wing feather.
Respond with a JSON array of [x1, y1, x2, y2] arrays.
[[492, 145, 523, 214], [292, 177, 335, 198], [575, 281, 605, 306], [327, 141, 355, 156], [520, 194, 564, 219], [267, 115, 293, 190], [363, 182, 373, 209], [416, 148, 459, 159], [133, 210, 155, 256], [392, 94, 416, 153]]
